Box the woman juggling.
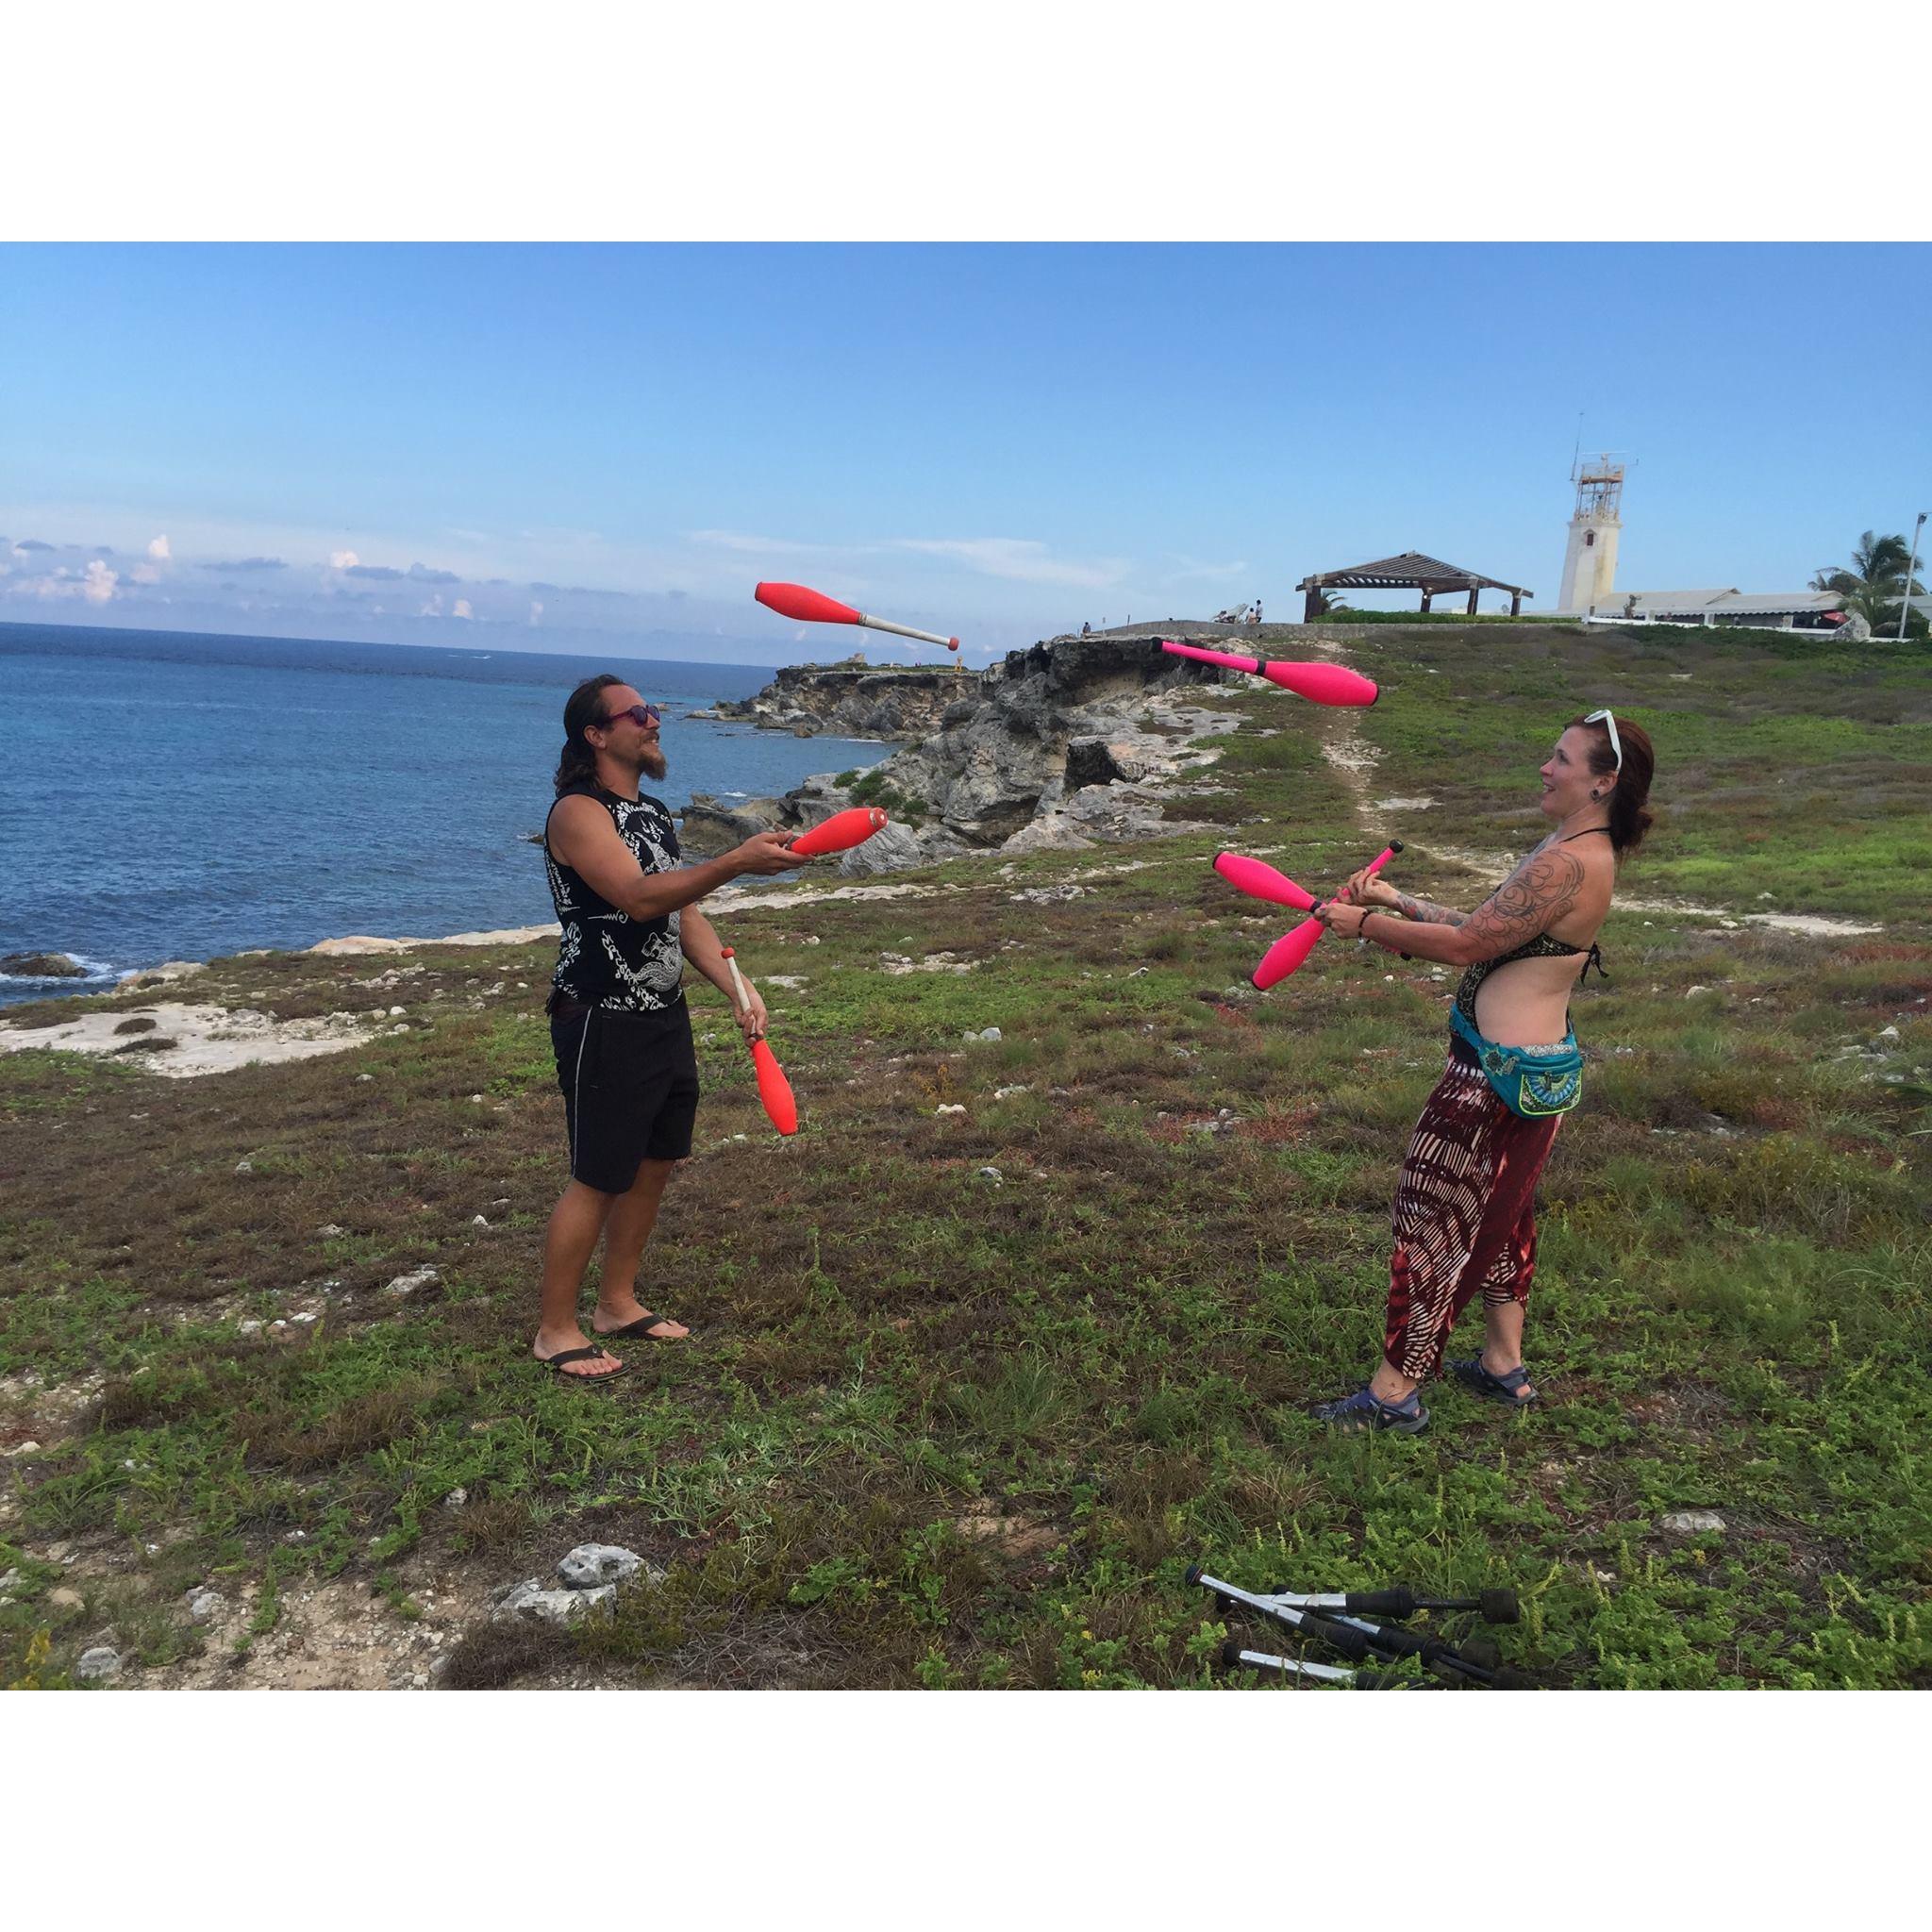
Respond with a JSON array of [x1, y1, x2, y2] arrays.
[[1309, 710, 1656, 1432]]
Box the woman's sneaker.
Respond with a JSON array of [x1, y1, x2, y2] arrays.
[[1312, 1385, 1430, 1435]]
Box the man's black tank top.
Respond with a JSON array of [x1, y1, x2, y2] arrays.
[[543, 784, 687, 1013]]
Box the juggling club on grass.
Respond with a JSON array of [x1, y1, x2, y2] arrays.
[[1188, 1566, 1534, 1689], [1257, 1585, 1521, 1625], [720, 946, 798, 1137], [1219, 1642, 1448, 1690], [1250, 841, 1404, 991], [756, 580, 959, 653], [1158, 638, 1378, 707]]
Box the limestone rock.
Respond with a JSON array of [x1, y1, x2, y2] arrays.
[[557, 1543, 655, 1590], [676, 793, 788, 856], [493, 1578, 616, 1625], [1064, 738, 1146, 790], [0, 951, 87, 977], [381, 1264, 441, 1299], [75, 1646, 124, 1682], [1001, 815, 1097, 856], [1659, 1509, 1726, 1534]]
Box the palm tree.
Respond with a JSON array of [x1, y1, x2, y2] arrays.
[[1810, 530, 1926, 636], [1307, 588, 1351, 616]]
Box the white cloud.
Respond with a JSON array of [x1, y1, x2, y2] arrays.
[[131, 563, 161, 585], [420, 593, 443, 617], [146, 535, 171, 562], [690, 528, 836, 557], [328, 549, 359, 571], [893, 537, 1127, 590], [452, 598, 473, 620], [528, 599, 544, 625], [83, 558, 118, 603]]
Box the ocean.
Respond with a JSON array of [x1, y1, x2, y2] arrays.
[[0, 622, 891, 1008]]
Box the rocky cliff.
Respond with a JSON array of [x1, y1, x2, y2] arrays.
[[697, 656, 985, 741], [680, 632, 1241, 871]]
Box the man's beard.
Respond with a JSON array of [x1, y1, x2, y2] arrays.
[[638, 744, 668, 783]]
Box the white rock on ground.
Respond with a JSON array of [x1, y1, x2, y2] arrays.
[[75, 1647, 124, 1682], [492, 1579, 617, 1626], [0, 1000, 379, 1079], [187, 1589, 225, 1624], [1660, 1509, 1726, 1534], [557, 1543, 654, 1589], [381, 1265, 441, 1299]]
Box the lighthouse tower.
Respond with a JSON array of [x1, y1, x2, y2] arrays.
[[1557, 453, 1625, 613]]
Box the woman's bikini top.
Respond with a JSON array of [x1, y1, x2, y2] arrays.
[[1454, 827, 1611, 1026]]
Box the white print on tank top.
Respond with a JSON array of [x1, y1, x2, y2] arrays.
[[547, 791, 687, 1011]]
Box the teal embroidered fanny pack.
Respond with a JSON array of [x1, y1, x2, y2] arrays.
[[1449, 1007, 1584, 1119]]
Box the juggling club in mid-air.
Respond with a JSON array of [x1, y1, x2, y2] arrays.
[[720, 946, 798, 1136], [1158, 639, 1378, 707], [756, 580, 959, 653], [1250, 841, 1404, 990]]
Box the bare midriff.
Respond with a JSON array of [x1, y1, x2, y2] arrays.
[[1472, 945, 1599, 1048]]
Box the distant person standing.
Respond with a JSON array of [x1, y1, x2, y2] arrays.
[[534, 675, 808, 1381], [1252, 599, 1262, 626]]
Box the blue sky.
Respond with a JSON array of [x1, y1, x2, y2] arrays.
[[3, 243, 1926, 663]]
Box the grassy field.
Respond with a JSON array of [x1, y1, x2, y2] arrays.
[[3, 622, 1928, 1690]]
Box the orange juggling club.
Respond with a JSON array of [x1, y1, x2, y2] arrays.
[[756, 580, 960, 652], [788, 806, 889, 858], [721, 946, 798, 1135], [1251, 842, 1404, 991], [1159, 639, 1378, 707]]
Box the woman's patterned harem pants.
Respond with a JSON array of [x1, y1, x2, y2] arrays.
[[1383, 1057, 1561, 1381]]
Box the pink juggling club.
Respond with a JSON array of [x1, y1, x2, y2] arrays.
[[1251, 841, 1404, 991], [1159, 639, 1378, 708], [1213, 852, 1318, 912]]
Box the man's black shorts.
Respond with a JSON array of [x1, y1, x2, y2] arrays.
[[551, 1000, 701, 1193]]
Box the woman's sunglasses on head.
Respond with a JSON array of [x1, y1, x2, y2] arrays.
[[1584, 708, 1623, 772]]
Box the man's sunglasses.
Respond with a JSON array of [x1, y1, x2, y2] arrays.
[[597, 703, 662, 730], [1583, 708, 1623, 773]]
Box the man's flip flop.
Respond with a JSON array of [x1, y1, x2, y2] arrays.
[[537, 1345, 629, 1382], [595, 1312, 687, 1341], [1450, 1357, 1537, 1405]]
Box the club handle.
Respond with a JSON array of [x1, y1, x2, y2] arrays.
[[1291, 1613, 1372, 1662], [1479, 1590, 1521, 1625], [1342, 1588, 1418, 1618], [720, 946, 751, 1018]]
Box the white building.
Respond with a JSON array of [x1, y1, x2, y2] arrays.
[[1576, 588, 1867, 637], [1557, 454, 1624, 613]]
